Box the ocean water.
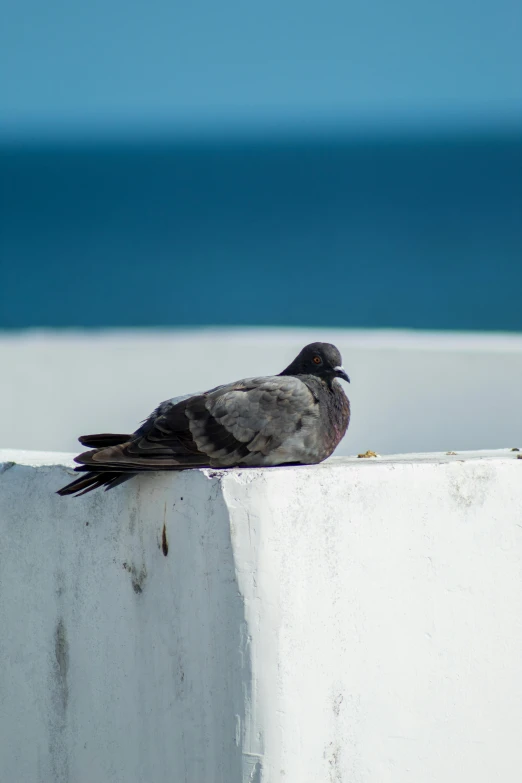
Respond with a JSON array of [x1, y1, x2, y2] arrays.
[[1, 131, 521, 331]]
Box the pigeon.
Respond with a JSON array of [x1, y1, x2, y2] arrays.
[[57, 342, 350, 497]]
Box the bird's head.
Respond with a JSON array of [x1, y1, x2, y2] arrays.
[[281, 342, 350, 383]]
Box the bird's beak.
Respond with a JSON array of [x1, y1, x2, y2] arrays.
[[334, 366, 350, 383]]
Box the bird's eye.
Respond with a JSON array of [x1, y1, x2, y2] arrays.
[[312, 355, 322, 365]]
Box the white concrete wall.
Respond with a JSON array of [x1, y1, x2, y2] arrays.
[[1, 328, 521, 455], [1, 448, 522, 782]]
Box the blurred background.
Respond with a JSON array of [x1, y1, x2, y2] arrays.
[[1, 0, 521, 454]]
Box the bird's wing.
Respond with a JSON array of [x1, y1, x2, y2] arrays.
[[76, 391, 204, 449], [74, 375, 318, 471]]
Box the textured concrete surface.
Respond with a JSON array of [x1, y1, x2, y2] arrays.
[[1, 328, 521, 455], [1, 448, 522, 782]]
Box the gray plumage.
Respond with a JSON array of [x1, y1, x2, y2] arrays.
[[57, 342, 350, 497]]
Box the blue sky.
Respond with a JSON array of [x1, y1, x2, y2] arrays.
[[2, 0, 521, 135]]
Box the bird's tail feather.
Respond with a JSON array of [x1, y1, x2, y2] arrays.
[[56, 469, 135, 497]]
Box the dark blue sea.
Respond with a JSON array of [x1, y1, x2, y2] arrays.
[[1, 131, 521, 331]]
